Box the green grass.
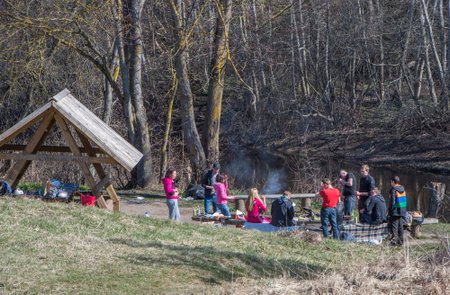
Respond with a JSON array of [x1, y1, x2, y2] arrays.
[[0, 198, 447, 294]]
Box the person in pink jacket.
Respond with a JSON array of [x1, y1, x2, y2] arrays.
[[161, 168, 180, 221], [245, 188, 270, 223], [213, 174, 234, 217]]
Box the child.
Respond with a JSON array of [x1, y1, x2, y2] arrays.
[[245, 188, 270, 223], [161, 168, 180, 221], [213, 174, 234, 217]]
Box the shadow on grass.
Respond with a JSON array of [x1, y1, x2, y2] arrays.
[[109, 238, 323, 284]]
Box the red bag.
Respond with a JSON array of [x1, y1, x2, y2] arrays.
[[80, 194, 96, 206]]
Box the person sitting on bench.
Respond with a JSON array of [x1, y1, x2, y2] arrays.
[[270, 191, 295, 227], [245, 188, 270, 223], [360, 187, 387, 225]]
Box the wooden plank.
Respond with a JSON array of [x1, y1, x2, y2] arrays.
[[94, 175, 111, 193], [51, 88, 71, 102], [54, 114, 107, 209], [7, 111, 55, 188], [105, 184, 120, 212], [0, 144, 105, 154], [52, 94, 143, 171], [233, 193, 317, 199], [95, 192, 108, 209], [0, 153, 117, 164], [0, 103, 52, 147], [76, 130, 120, 212]]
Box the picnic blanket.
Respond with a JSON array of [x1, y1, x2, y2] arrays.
[[340, 223, 389, 243], [243, 222, 302, 232]]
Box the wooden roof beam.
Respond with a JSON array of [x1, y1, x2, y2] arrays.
[[0, 153, 117, 164], [0, 144, 105, 154]]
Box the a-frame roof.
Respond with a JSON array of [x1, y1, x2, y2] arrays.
[[0, 89, 143, 171]]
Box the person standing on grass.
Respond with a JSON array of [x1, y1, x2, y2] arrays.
[[360, 187, 387, 225], [270, 191, 295, 227], [214, 174, 234, 217], [318, 179, 340, 239], [245, 188, 270, 223], [356, 164, 376, 221], [338, 169, 357, 216], [388, 176, 407, 246], [201, 162, 220, 214], [162, 168, 180, 221]]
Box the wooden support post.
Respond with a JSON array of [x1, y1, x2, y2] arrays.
[[7, 111, 55, 188], [54, 114, 107, 209], [428, 182, 445, 218], [301, 198, 312, 208], [234, 199, 246, 212], [105, 184, 120, 212], [94, 175, 111, 194], [76, 129, 120, 212]]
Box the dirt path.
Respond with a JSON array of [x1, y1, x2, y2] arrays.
[[120, 199, 196, 223]]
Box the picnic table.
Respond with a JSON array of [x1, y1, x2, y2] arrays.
[[191, 214, 246, 227], [233, 193, 317, 212]]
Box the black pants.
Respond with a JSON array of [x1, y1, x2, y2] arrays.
[[358, 195, 369, 220], [389, 216, 404, 245]]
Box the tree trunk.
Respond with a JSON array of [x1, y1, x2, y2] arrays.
[[420, 4, 439, 105], [112, 0, 136, 144], [204, 0, 233, 164], [169, 0, 207, 181], [124, 0, 152, 187], [103, 38, 120, 125], [420, 0, 448, 110], [160, 73, 177, 180]]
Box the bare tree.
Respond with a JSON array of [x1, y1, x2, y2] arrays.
[[204, 0, 233, 164]]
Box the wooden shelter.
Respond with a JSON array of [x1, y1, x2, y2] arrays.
[[0, 89, 143, 212]]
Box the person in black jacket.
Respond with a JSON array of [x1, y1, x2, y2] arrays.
[[356, 164, 376, 221], [339, 170, 357, 216], [270, 191, 295, 227], [201, 162, 220, 214], [388, 176, 407, 246], [360, 187, 387, 225]]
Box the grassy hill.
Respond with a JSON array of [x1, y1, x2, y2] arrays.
[[0, 198, 448, 294]]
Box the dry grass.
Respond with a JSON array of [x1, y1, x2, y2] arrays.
[[0, 197, 448, 294], [216, 242, 449, 294]]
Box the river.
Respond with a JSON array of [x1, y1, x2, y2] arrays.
[[222, 148, 449, 222]]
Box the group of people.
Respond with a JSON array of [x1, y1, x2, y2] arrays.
[[200, 162, 296, 228], [161, 163, 408, 246], [161, 162, 296, 229], [320, 164, 408, 245], [161, 162, 236, 221]]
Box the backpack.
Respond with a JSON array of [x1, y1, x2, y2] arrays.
[[0, 181, 12, 196], [394, 190, 407, 209]]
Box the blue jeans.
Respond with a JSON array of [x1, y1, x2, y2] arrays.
[[344, 195, 356, 216], [204, 194, 218, 214], [321, 207, 340, 239], [166, 199, 180, 221], [217, 204, 231, 217]]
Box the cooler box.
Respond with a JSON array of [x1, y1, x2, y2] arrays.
[[80, 194, 96, 206]]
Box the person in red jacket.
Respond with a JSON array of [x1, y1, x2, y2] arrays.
[[318, 178, 340, 239], [161, 168, 180, 221]]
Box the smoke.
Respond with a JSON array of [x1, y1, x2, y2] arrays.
[[223, 148, 255, 188], [262, 169, 285, 194], [223, 147, 287, 193]]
